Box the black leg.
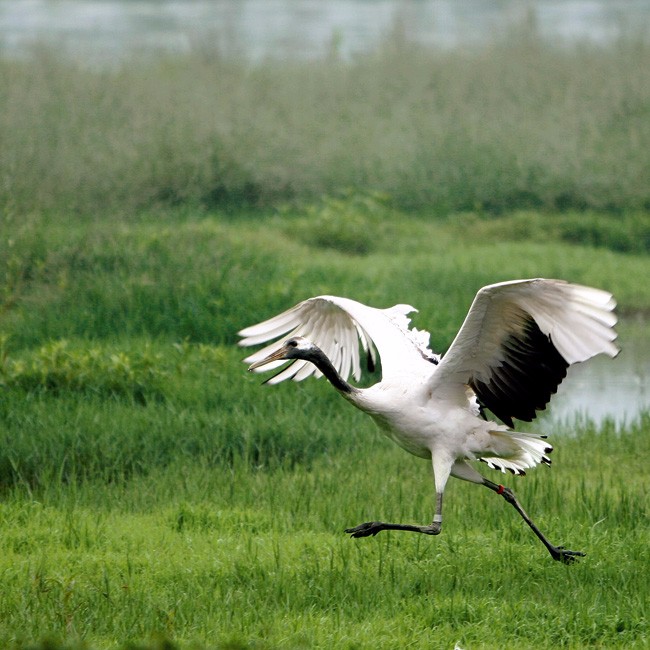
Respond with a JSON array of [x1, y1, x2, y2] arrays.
[[483, 479, 585, 564], [346, 492, 443, 538], [345, 520, 441, 537]]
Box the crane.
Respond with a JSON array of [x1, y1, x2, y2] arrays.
[[238, 279, 619, 563]]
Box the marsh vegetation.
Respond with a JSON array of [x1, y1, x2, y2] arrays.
[[1, 27, 649, 650], [2, 32, 650, 216]]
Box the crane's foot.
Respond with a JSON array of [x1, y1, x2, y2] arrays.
[[549, 545, 586, 564], [345, 521, 441, 538], [345, 521, 385, 537], [483, 480, 586, 565]]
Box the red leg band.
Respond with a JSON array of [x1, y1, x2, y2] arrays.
[[497, 484, 505, 495]]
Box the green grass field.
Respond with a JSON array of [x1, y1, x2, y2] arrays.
[[1, 28, 650, 649], [1, 206, 649, 649]]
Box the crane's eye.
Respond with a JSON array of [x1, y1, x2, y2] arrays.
[[286, 339, 298, 348]]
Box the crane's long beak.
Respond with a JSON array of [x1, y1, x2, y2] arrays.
[[247, 346, 289, 371]]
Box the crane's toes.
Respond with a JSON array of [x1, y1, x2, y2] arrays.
[[345, 521, 385, 538], [551, 546, 586, 564]]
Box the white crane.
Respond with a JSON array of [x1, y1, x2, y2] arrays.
[[238, 279, 619, 563]]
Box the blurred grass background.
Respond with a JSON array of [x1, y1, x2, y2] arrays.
[[1, 31, 649, 217]]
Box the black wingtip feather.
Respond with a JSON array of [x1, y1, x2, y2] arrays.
[[469, 315, 569, 427]]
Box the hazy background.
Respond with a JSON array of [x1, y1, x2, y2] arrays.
[[2, 0, 650, 63]]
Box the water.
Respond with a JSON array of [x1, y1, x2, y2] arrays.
[[1, 1, 649, 64], [548, 320, 650, 427]]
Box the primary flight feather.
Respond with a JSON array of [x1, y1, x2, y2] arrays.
[[239, 278, 618, 563]]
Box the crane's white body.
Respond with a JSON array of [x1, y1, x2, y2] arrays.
[[239, 279, 618, 560], [240, 279, 617, 476]]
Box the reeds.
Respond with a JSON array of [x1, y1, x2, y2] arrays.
[[2, 32, 649, 216]]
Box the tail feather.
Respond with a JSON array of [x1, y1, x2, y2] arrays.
[[480, 429, 553, 475]]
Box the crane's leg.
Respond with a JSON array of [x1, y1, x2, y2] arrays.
[[483, 478, 585, 564], [345, 491, 443, 538], [345, 454, 450, 538]]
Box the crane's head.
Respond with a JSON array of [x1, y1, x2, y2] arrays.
[[247, 335, 356, 395], [247, 336, 319, 371]]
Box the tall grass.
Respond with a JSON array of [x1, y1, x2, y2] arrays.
[[1, 30, 650, 215], [2, 30, 650, 642]]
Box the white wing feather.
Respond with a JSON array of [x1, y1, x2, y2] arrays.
[[430, 278, 619, 394], [238, 295, 437, 383]]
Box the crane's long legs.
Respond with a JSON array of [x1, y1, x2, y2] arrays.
[[345, 492, 444, 538], [482, 479, 585, 564], [345, 478, 584, 564]]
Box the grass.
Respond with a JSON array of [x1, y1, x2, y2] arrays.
[[0, 205, 649, 648], [0, 414, 648, 649], [1, 30, 650, 216], [3, 205, 650, 352], [1, 25, 650, 648]]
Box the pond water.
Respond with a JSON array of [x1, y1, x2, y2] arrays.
[[547, 319, 649, 427], [1, 0, 649, 63]]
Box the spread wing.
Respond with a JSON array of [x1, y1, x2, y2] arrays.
[[238, 295, 437, 384], [429, 279, 619, 427]]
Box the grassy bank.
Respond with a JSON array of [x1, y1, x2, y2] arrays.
[[1, 31, 650, 216], [0, 208, 649, 648], [2, 206, 650, 353]]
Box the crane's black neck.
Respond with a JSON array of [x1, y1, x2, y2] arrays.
[[307, 347, 358, 396]]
